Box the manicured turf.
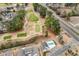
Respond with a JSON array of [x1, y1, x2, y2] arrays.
[[35, 23, 40, 32]]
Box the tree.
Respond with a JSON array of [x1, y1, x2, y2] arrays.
[[13, 9, 15, 12], [33, 3, 39, 12], [17, 10, 26, 20], [25, 3, 28, 6], [0, 17, 2, 21], [45, 16, 61, 35], [43, 51, 49, 56], [6, 9, 26, 32], [46, 10, 52, 17], [45, 30, 48, 37], [58, 35, 64, 45], [6, 16, 24, 32], [33, 4, 47, 18], [39, 5, 47, 18], [42, 25, 48, 37]]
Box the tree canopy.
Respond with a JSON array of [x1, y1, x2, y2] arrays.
[[6, 10, 26, 32], [7, 16, 24, 32], [45, 16, 60, 35]]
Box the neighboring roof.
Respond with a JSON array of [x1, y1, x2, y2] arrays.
[[46, 40, 56, 49], [42, 40, 56, 52]]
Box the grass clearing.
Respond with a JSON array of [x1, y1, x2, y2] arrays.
[[27, 10, 39, 22], [29, 14, 38, 22], [28, 12, 38, 22]]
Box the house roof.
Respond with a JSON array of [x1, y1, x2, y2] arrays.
[[46, 40, 56, 49]]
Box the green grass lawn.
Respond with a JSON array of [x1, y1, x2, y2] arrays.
[[28, 12, 39, 22], [35, 23, 40, 32]]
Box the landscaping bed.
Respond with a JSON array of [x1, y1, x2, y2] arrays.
[[17, 32, 27, 37], [3, 35, 12, 40]]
